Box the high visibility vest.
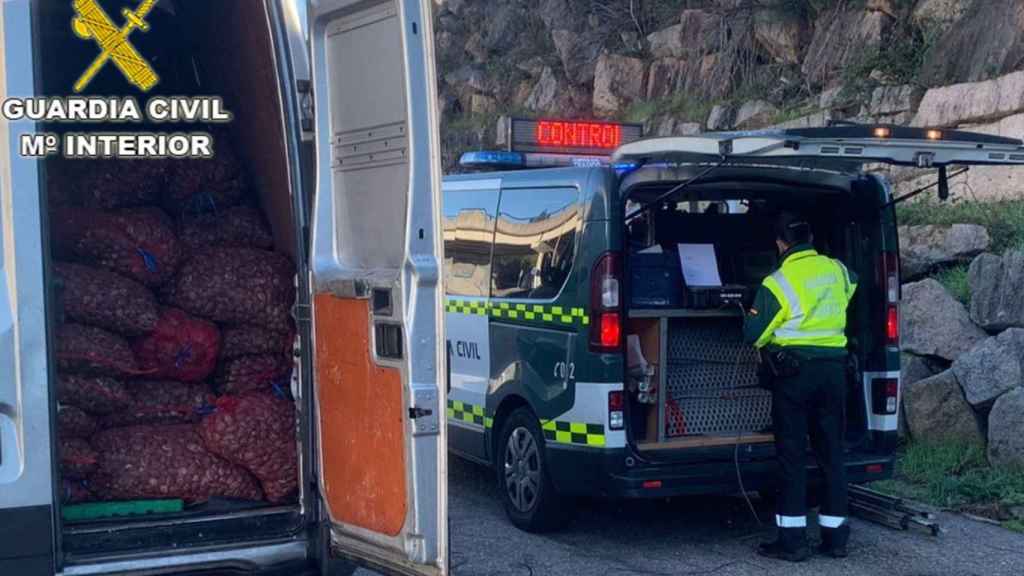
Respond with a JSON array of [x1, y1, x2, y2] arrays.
[[762, 249, 856, 348]]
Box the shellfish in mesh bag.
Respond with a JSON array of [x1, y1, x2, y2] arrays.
[[221, 324, 294, 360], [199, 392, 298, 504], [62, 479, 95, 505], [60, 437, 99, 479], [56, 323, 142, 378], [102, 381, 216, 428], [134, 308, 221, 383], [90, 424, 263, 503], [70, 158, 168, 210], [57, 374, 133, 415], [216, 354, 292, 396], [50, 206, 181, 288], [54, 262, 159, 337], [165, 248, 295, 333], [178, 205, 273, 254], [163, 147, 246, 214], [58, 405, 99, 439]]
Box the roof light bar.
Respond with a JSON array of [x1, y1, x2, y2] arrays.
[[458, 150, 525, 170]]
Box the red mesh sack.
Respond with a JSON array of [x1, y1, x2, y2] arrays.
[[54, 262, 158, 336], [56, 324, 142, 378], [134, 308, 221, 382], [58, 405, 98, 439], [102, 381, 215, 427], [221, 325, 294, 360], [217, 355, 292, 396], [70, 158, 168, 210], [179, 206, 273, 254], [62, 479, 95, 505], [57, 374, 133, 415], [51, 207, 180, 288], [90, 424, 263, 503], [60, 437, 99, 479], [199, 393, 298, 504], [165, 248, 295, 333], [163, 147, 246, 214]]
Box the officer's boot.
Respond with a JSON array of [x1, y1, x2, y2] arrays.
[[818, 524, 850, 558], [758, 528, 810, 562]]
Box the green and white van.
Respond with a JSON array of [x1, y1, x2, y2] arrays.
[[442, 123, 1024, 532]]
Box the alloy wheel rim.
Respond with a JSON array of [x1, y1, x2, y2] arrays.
[[504, 426, 541, 512]]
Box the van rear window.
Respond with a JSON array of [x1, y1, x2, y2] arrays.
[[491, 187, 580, 300]]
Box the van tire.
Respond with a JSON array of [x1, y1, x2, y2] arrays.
[[496, 407, 571, 533]]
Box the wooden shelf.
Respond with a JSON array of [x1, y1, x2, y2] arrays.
[[637, 433, 774, 451], [629, 308, 744, 319]]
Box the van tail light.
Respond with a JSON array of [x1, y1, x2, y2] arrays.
[[872, 378, 899, 415], [885, 306, 899, 345], [608, 391, 624, 430], [590, 252, 622, 352], [880, 252, 900, 347]]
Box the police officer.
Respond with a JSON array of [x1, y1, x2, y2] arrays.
[[743, 212, 858, 562]]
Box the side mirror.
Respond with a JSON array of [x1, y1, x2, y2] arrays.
[[937, 166, 950, 201]]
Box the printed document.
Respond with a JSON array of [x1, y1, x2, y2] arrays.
[[677, 243, 722, 287]]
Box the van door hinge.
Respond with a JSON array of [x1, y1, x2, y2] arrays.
[[297, 79, 314, 132], [409, 388, 439, 435]]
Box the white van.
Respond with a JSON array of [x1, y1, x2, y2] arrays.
[[0, 1, 446, 574]]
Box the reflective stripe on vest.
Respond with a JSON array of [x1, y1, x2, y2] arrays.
[[765, 251, 851, 348]]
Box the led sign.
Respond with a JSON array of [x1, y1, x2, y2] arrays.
[[508, 118, 643, 155]]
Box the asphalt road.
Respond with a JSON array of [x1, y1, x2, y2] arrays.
[[438, 456, 1024, 576]]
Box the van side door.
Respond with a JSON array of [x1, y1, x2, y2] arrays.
[[488, 187, 586, 450], [307, 0, 446, 574]]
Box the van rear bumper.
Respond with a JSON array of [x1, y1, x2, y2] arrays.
[[546, 445, 894, 500]]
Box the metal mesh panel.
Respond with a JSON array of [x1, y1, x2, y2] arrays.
[[665, 318, 773, 437]]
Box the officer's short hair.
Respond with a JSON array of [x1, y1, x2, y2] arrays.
[[775, 211, 812, 245]]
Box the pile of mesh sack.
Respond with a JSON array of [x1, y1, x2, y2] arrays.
[[50, 150, 299, 510]]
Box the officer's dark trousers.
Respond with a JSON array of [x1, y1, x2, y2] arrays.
[[772, 356, 849, 550]]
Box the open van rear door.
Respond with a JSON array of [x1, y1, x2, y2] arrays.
[[307, 1, 446, 574], [613, 126, 1024, 170]]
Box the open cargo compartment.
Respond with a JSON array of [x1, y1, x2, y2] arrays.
[[620, 165, 877, 454], [36, 0, 312, 559]]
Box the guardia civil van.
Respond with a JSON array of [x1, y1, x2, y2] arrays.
[[1, 1, 446, 574], [443, 118, 1024, 531]]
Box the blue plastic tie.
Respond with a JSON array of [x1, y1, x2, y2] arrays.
[[138, 248, 158, 273], [174, 344, 194, 369], [271, 382, 288, 399]]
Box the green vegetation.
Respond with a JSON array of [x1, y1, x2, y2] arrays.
[[624, 93, 713, 125], [872, 441, 1024, 532], [897, 198, 1024, 254], [768, 105, 814, 126], [933, 264, 970, 304]]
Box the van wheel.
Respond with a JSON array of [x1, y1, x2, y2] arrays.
[[497, 407, 570, 532]]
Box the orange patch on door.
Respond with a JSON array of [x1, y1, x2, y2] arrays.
[[314, 294, 407, 536]]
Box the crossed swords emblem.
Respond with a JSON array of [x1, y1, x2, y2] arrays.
[[72, 0, 159, 93]]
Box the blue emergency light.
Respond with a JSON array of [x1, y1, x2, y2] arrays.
[[458, 150, 526, 170]]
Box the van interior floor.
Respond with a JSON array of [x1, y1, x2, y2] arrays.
[[636, 434, 774, 451]]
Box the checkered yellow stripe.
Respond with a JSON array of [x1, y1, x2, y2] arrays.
[[446, 298, 589, 327], [541, 419, 606, 447], [447, 399, 493, 428]]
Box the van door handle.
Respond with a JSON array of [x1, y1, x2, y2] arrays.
[[445, 346, 452, 394]]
